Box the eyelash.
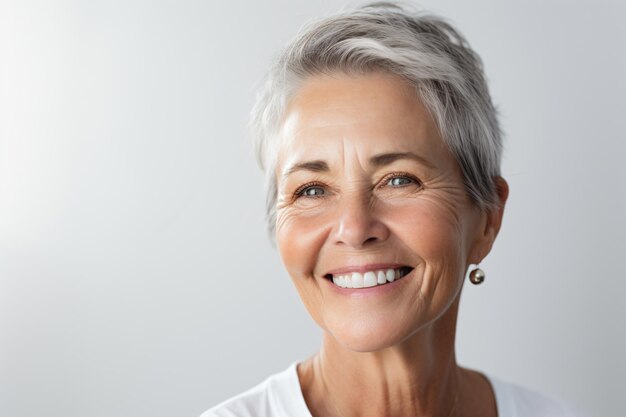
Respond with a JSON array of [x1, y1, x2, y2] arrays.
[[378, 171, 422, 189], [294, 181, 326, 199], [292, 172, 421, 199]]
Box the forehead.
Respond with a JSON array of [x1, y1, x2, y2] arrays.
[[277, 72, 450, 169]]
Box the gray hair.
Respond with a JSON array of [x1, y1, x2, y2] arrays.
[[251, 2, 503, 240]]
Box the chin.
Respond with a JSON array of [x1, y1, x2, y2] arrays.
[[324, 314, 416, 352]]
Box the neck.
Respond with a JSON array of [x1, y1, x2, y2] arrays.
[[298, 300, 462, 417]]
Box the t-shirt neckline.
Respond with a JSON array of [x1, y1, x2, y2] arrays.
[[280, 361, 508, 417]]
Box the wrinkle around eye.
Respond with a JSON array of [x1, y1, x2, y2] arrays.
[[375, 176, 423, 197], [277, 186, 333, 211], [295, 183, 327, 198]]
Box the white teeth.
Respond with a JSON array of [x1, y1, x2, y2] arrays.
[[363, 271, 377, 288], [351, 272, 364, 288], [344, 274, 353, 288], [386, 269, 395, 282], [331, 268, 410, 288]]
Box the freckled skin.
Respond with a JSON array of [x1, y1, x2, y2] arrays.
[[274, 72, 508, 417]]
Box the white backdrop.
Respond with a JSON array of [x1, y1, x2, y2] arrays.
[[1, 1, 624, 416]]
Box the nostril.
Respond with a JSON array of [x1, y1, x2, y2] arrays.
[[332, 210, 390, 248]]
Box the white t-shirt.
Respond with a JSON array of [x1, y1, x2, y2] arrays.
[[201, 362, 589, 417]]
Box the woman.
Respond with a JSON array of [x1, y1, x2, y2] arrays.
[[203, 3, 586, 417]]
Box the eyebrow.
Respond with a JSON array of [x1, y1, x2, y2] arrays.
[[369, 152, 434, 169], [283, 160, 330, 178], [282, 151, 434, 178]]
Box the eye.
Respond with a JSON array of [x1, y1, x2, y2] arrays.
[[388, 176, 414, 187], [295, 183, 326, 198], [381, 172, 421, 188]]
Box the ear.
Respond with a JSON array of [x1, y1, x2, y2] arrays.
[[469, 176, 509, 264]]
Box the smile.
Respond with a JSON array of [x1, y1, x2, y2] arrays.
[[324, 267, 413, 289]]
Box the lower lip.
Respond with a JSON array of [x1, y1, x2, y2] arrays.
[[324, 269, 415, 298]]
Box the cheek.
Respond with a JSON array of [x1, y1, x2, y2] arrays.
[[383, 197, 468, 273], [276, 208, 334, 332], [276, 208, 331, 278], [385, 197, 464, 244]]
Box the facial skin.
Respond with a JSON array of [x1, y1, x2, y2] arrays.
[[276, 71, 505, 352]]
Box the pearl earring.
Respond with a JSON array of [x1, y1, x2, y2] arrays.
[[469, 266, 485, 285]]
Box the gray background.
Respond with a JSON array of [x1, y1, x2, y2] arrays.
[[1, 0, 624, 416]]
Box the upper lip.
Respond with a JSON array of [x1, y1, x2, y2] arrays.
[[324, 263, 411, 276]]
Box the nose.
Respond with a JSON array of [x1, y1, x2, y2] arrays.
[[331, 194, 390, 249]]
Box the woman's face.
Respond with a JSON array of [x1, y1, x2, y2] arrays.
[[275, 72, 500, 352]]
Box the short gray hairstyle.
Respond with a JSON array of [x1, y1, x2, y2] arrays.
[[251, 2, 503, 239]]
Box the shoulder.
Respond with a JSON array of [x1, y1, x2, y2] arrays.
[[199, 362, 310, 417], [198, 377, 271, 417], [487, 374, 590, 417]]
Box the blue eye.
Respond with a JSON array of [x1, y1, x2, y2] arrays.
[[387, 176, 414, 187], [298, 185, 325, 197]]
